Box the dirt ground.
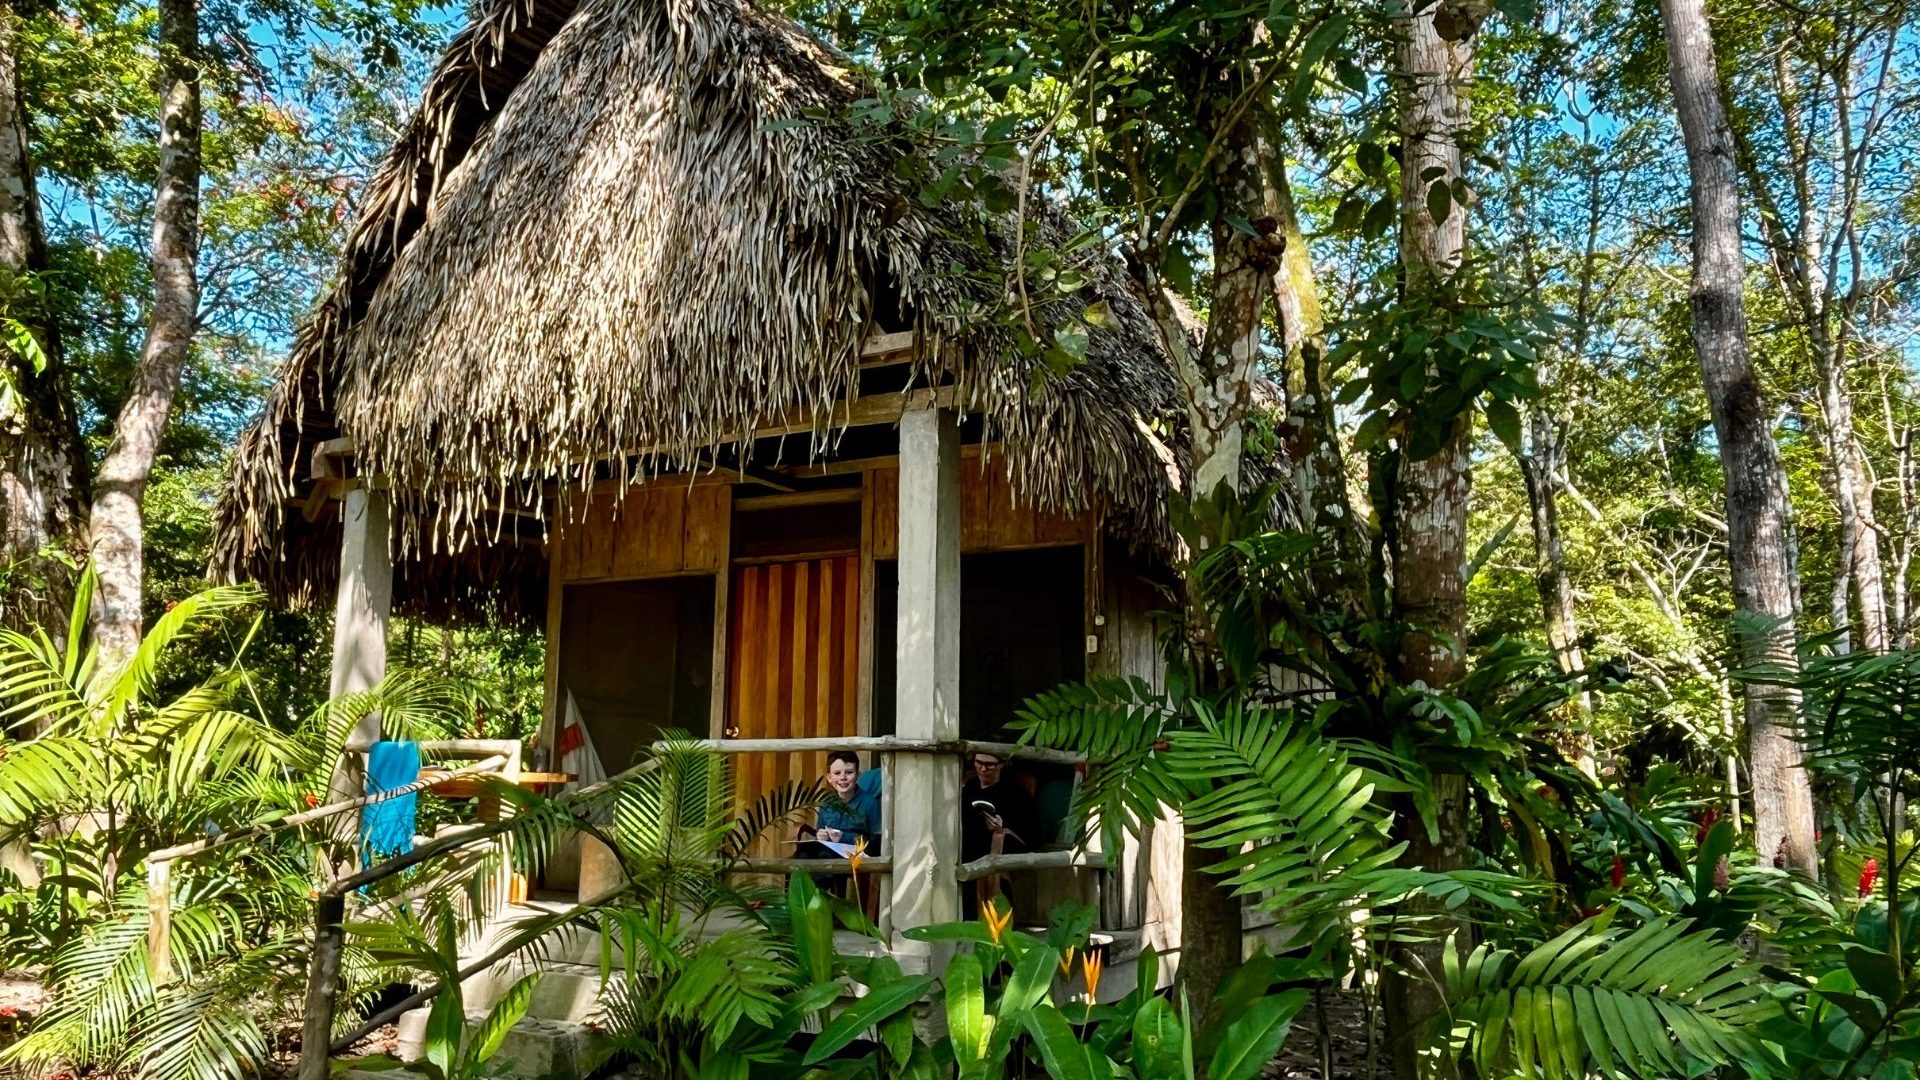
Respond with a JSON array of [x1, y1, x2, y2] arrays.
[[1267, 988, 1397, 1080]]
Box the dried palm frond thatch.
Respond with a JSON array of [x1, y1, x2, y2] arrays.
[[213, 0, 1190, 621]]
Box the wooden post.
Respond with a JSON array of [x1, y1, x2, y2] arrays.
[[325, 484, 392, 862], [146, 860, 171, 983], [889, 405, 962, 969], [296, 892, 348, 1080]]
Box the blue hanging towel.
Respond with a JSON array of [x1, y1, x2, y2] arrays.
[[362, 740, 421, 865]]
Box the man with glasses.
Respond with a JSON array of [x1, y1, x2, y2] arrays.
[[962, 751, 1038, 911]]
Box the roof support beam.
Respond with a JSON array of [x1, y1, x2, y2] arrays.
[[322, 485, 392, 876], [888, 402, 963, 969]]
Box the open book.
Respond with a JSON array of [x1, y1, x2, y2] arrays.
[[785, 838, 859, 858]]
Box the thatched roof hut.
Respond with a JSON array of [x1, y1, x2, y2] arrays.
[[213, 0, 1188, 621]]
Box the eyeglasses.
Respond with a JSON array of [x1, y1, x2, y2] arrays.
[[972, 759, 1003, 770]]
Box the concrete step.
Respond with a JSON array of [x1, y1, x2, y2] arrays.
[[393, 1010, 606, 1078], [463, 961, 608, 1022]]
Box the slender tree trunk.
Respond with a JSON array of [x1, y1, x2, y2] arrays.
[[1267, 153, 1359, 566], [1660, 0, 1818, 875], [1383, 3, 1479, 1075], [1518, 407, 1595, 773], [89, 0, 200, 673], [1131, 102, 1284, 1024], [1762, 49, 1889, 654], [0, 0, 86, 633], [1184, 115, 1284, 1026], [1811, 333, 1888, 651]]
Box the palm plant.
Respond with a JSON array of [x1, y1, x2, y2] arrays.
[[345, 736, 824, 1079], [1444, 909, 1778, 1079], [0, 567, 292, 890], [0, 570, 510, 1080]]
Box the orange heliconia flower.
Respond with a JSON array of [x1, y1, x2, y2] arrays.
[[1058, 945, 1077, 978], [1081, 949, 1104, 1003], [983, 901, 1014, 945], [848, 837, 868, 875]]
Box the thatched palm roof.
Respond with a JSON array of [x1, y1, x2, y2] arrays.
[[213, 0, 1186, 619]]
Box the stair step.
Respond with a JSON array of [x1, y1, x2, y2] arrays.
[[393, 1011, 606, 1078]]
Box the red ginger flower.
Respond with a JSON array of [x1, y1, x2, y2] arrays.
[[1695, 808, 1719, 844], [1609, 855, 1626, 890], [1860, 858, 1881, 897]]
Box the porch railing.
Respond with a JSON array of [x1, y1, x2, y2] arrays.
[[142, 739, 522, 983], [292, 735, 1098, 1080]]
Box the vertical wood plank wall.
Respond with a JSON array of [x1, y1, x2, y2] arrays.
[[869, 454, 1089, 558], [727, 555, 861, 839]]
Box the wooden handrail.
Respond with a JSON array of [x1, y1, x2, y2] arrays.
[[684, 736, 1085, 766], [297, 758, 658, 1080], [147, 753, 512, 984], [955, 849, 1107, 882]]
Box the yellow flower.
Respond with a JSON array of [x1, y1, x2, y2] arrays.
[[983, 900, 1014, 945], [1058, 945, 1077, 978], [1081, 949, 1104, 1004], [848, 836, 868, 875]]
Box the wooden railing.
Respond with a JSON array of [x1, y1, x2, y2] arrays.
[[292, 735, 1094, 1080]]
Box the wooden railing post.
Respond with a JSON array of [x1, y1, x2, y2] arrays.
[[297, 892, 348, 1080], [146, 860, 171, 983]]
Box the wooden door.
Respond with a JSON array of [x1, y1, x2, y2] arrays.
[[727, 555, 861, 845]]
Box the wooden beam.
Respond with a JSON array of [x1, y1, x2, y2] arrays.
[[859, 330, 917, 367], [675, 735, 1083, 766], [734, 489, 864, 512], [956, 849, 1108, 882]]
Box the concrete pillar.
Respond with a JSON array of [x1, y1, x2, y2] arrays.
[[329, 484, 392, 705], [889, 405, 962, 967], [325, 485, 392, 834]]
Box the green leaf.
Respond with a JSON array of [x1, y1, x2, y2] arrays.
[[803, 975, 937, 1065], [423, 988, 461, 1080], [465, 972, 540, 1070], [1288, 16, 1350, 105], [945, 950, 991, 1072], [1426, 180, 1453, 225], [1845, 946, 1904, 1006], [1022, 1005, 1098, 1080], [1484, 399, 1522, 452], [1132, 996, 1187, 1080], [789, 872, 835, 987], [1206, 991, 1307, 1080]]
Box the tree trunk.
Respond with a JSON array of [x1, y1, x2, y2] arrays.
[[1811, 331, 1888, 651], [1266, 150, 1361, 574], [1383, 2, 1479, 1074], [0, 0, 86, 633], [1130, 102, 1284, 1024], [1660, 0, 1818, 875], [1518, 406, 1595, 773], [89, 0, 200, 673]]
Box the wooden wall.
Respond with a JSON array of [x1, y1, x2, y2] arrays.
[[869, 455, 1091, 558], [553, 482, 731, 582]]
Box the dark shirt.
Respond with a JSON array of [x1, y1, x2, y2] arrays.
[[961, 777, 1038, 863]]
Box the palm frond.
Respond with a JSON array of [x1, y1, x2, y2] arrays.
[[1168, 698, 1402, 914], [1013, 678, 1193, 843], [1446, 911, 1779, 1080]]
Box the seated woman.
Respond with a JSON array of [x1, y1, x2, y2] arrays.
[[798, 751, 882, 854]]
